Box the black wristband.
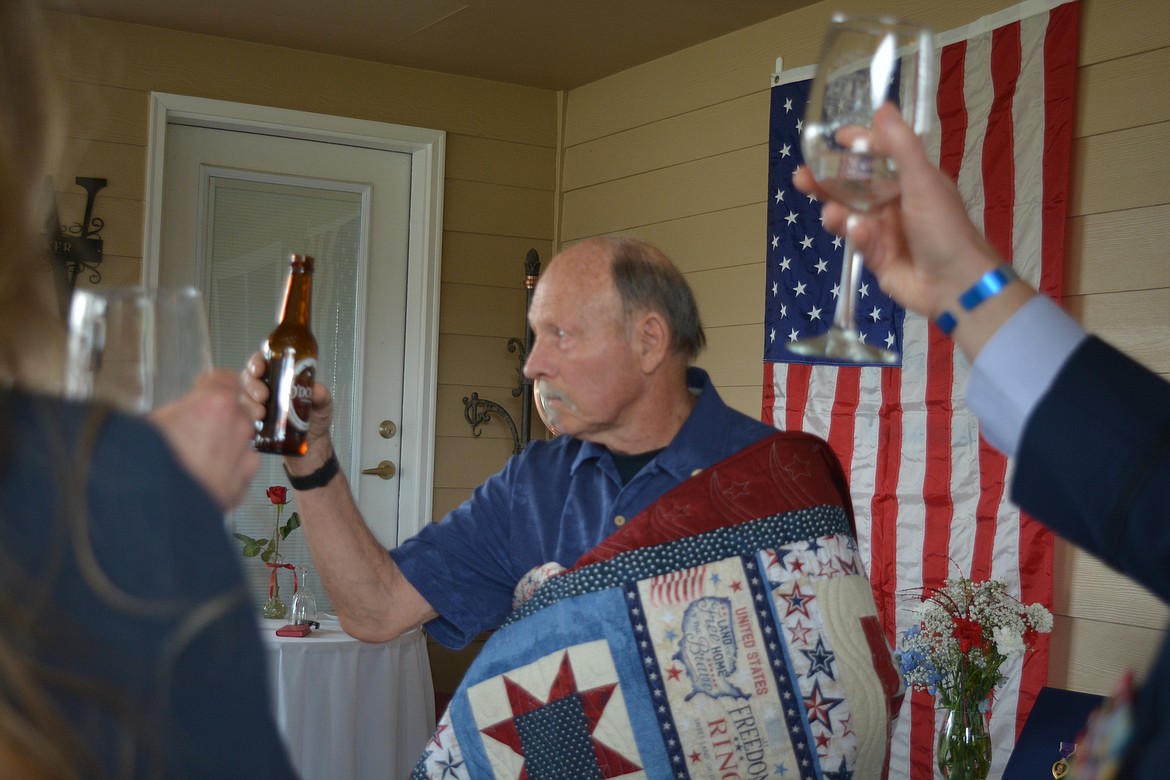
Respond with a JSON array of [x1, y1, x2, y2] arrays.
[[284, 450, 340, 491]]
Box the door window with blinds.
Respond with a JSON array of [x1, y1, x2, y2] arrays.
[[206, 175, 365, 612]]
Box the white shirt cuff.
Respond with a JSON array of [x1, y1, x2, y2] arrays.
[[967, 295, 1088, 457]]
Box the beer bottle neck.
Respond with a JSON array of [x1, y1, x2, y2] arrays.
[[280, 270, 312, 328]]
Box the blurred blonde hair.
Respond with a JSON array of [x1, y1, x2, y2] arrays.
[[0, 0, 65, 390], [0, 2, 89, 776]]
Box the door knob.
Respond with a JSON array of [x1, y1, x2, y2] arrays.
[[361, 460, 397, 480]]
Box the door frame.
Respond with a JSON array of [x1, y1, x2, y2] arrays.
[[143, 92, 444, 542]]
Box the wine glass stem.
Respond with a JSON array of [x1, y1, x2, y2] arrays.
[[832, 214, 864, 334]]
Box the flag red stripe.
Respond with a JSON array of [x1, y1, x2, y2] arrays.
[[1039, 1, 1077, 303], [972, 441, 1007, 581], [785, 363, 812, 432], [914, 341, 956, 780], [983, 24, 1023, 260], [1015, 0, 1081, 736], [971, 23, 1022, 583], [871, 366, 902, 641], [827, 367, 861, 483], [908, 38, 969, 780], [921, 332, 956, 592], [908, 689, 937, 779], [936, 41, 969, 178], [762, 362, 776, 427], [924, 32, 967, 584]]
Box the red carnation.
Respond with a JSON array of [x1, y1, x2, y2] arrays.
[[952, 617, 984, 654]]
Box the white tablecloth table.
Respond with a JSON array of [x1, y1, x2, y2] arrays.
[[260, 619, 435, 779]]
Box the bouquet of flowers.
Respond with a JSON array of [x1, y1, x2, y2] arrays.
[[898, 575, 1053, 777], [897, 575, 1053, 711]]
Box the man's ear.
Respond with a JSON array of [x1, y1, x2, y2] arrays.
[[634, 311, 670, 373]]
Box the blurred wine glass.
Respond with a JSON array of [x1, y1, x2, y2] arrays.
[[64, 285, 212, 412], [788, 14, 934, 364]]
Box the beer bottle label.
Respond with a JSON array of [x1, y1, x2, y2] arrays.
[[288, 356, 318, 432]]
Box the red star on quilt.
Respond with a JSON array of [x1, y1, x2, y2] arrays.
[[803, 680, 845, 729], [779, 582, 815, 619]]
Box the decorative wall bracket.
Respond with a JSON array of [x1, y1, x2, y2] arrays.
[[49, 176, 108, 289], [462, 249, 541, 455], [463, 391, 523, 455]]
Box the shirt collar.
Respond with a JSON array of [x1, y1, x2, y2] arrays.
[[568, 367, 729, 479]]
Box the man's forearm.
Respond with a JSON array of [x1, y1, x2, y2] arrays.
[[285, 442, 436, 642]]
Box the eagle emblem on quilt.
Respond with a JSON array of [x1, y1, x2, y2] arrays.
[[415, 432, 903, 779]]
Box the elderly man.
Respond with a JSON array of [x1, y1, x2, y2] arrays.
[[247, 236, 899, 778]]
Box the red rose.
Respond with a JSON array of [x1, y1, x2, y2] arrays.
[[267, 485, 289, 505]]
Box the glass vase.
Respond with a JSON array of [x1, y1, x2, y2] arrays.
[[937, 695, 992, 779], [262, 558, 288, 620]]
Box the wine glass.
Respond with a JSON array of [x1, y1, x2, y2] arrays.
[[788, 14, 934, 364], [64, 285, 213, 412], [289, 566, 318, 625]]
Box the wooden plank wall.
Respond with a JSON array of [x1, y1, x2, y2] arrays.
[[41, 12, 559, 525], [559, 0, 1170, 696]]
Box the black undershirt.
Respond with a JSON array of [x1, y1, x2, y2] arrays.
[[609, 447, 664, 485]]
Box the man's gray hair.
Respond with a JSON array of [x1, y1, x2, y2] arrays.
[[602, 236, 706, 362]]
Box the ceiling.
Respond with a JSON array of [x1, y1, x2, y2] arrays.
[[42, 0, 819, 90]]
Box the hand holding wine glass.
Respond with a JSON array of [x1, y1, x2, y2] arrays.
[[65, 285, 213, 412], [795, 104, 1027, 361], [788, 14, 934, 364], [65, 285, 260, 508], [149, 369, 262, 510]]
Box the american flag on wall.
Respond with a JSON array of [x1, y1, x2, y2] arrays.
[[762, 1, 1080, 777]]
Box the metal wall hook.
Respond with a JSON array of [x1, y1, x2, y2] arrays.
[[461, 249, 541, 455]]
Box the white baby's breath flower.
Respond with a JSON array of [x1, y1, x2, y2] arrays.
[[1025, 603, 1053, 633]]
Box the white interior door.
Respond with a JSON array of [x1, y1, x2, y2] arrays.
[[146, 95, 444, 610]]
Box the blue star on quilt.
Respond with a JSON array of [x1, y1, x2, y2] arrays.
[[801, 636, 837, 680], [822, 756, 854, 780], [479, 652, 641, 778]]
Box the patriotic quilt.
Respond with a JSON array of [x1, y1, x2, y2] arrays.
[[414, 432, 903, 779]]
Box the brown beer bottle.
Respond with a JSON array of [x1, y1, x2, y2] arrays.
[[255, 254, 318, 456]]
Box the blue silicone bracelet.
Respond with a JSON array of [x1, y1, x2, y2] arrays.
[[936, 265, 1019, 336]]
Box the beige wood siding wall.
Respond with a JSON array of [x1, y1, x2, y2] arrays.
[[42, 12, 559, 524], [559, 0, 1170, 696]]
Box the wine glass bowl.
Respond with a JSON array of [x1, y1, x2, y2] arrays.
[[789, 14, 934, 364], [64, 285, 213, 412]]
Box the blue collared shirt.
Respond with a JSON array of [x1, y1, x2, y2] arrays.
[[392, 367, 776, 648]]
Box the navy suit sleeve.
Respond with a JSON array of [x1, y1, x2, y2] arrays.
[[1012, 336, 1170, 603]]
